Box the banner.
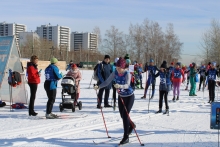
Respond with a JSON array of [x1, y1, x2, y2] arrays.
[[0, 37, 13, 87]]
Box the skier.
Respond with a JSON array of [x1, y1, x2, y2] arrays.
[[205, 62, 219, 103], [154, 61, 171, 114], [139, 63, 144, 89], [171, 62, 185, 101], [66, 64, 82, 103], [168, 62, 175, 89], [141, 59, 159, 99], [112, 57, 119, 109], [189, 62, 198, 96], [44, 57, 63, 119], [94, 57, 135, 145], [205, 62, 211, 88], [185, 65, 191, 90], [198, 65, 206, 91]]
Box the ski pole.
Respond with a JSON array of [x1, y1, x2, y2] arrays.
[[95, 90, 111, 138], [119, 96, 144, 146]]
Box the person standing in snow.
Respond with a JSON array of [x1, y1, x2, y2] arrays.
[[66, 64, 82, 102], [112, 57, 119, 108], [96, 55, 112, 108], [184, 64, 191, 90], [154, 61, 171, 114], [44, 57, 63, 119], [168, 62, 175, 89], [141, 59, 159, 99], [171, 62, 185, 101], [138, 63, 144, 89], [206, 62, 219, 103], [198, 65, 206, 91], [27, 55, 41, 116], [94, 57, 136, 145], [189, 62, 198, 96]]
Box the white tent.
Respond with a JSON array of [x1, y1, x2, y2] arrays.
[[0, 36, 28, 104]]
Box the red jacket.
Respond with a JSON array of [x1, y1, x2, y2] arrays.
[[27, 62, 40, 84]]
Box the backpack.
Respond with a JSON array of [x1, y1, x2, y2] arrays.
[[8, 69, 22, 87], [195, 73, 199, 82], [92, 63, 103, 81]]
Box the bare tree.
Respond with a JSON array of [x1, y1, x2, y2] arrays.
[[93, 26, 102, 49]]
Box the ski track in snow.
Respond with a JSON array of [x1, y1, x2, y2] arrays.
[[0, 70, 219, 147]]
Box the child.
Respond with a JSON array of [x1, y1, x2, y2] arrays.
[[206, 62, 219, 103], [171, 62, 185, 101], [155, 61, 171, 114]]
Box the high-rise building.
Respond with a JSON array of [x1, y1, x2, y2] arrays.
[[71, 32, 98, 51], [0, 22, 27, 43], [36, 24, 70, 51], [19, 32, 40, 47]]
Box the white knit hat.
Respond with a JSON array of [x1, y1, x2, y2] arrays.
[[114, 57, 119, 63]]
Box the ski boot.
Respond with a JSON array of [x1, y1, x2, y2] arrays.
[[185, 86, 188, 90], [172, 96, 175, 102], [119, 134, 129, 145], [141, 95, 146, 99], [176, 96, 179, 101], [163, 109, 169, 115], [155, 109, 162, 114]]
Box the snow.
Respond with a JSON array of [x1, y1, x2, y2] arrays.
[[0, 69, 219, 147]]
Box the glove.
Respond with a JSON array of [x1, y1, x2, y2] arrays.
[[60, 72, 64, 77], [94, 84, 99, 90], [114, 84, 121, 89]]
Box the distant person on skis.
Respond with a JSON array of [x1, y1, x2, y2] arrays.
[[168, 62, 175, 89], [171, 62, 185, 101], [139, 63, 144, 89], [185, 64, 191, 90], [205, 62, 219, 103], [154, 61, 171, 114], [198, 65, 206, 91], [141, 59, 159, 99], [189, 62, 198, 96], [94, 57, 136, 145], [112, 57, 119, 109], [205, 62, 211, 88]]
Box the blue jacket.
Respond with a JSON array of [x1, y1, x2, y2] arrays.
[[45, 64, 63, 90], [97, 61, 112, 89]]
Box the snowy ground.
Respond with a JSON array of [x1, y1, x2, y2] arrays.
[[0, 69, 219, 147]]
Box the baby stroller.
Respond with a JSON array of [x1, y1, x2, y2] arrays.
[[60, 76, 82, 112]]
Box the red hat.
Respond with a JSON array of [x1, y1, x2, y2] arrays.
[[189, 64, 193, 67], [116, 57, 126, 69], [171, 62, 174, 65], [71, 64, 77, 68]]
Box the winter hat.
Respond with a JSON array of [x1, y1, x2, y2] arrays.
[[176, 62, 181, 66], [116, 57, 126, 69], [133, 61, 137, 65], [189, 64, 193, 68], [211, 62, 216, 66], [171, 62, 174, 65], [104, 55, 110, 59], [126, 59, 131, 65], [50, 57, 58, 64], [114, 57, 119, 63], [208, 62, 211, 65], [124, 54, 130, 60], [160, 61, 167, 69], [192, 62, 196, 68], [149, 59, 154, 63], [71, 64, 77, 68]]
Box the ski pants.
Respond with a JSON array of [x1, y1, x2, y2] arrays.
[[144, 79, 155, 96], [28, 83, 38, 113], [98, 88, 110, 106], [208, 80, 216, 102], [118, 94, 134, 135], [173, 81, 181, 97], [199, 76, 205, 90], [189, 77, 196, 95], [159, 90, 169, 110], [44, 81, 57, 114]]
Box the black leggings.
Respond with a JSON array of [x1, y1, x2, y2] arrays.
[[28, 83, 38, 113], [159, 91, 169, 110], [97, 88, 110, 106], [44, 81, 57, 114], [208, 80, 216, 102], [118, 94, 135, 135], [199, 76, 205, 90]]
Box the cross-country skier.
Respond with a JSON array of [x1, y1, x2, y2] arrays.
[[154, 61, 171, 114], [205, 62, 219, 103], [168, 62, 175, 89], [171, 62, 185, 101], [189, 62, 198, 96], [185, 65, 191, 90], [139, 63, 144, 89], [141, 59, 159, 99], [94, 57, 135, 145], [198, 65, 206, 91]]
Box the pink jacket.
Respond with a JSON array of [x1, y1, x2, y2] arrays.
[[66, 69, 82, 93]]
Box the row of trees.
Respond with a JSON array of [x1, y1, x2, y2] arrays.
[[19, 18, 183, 66], [201, 19, 220, 64]]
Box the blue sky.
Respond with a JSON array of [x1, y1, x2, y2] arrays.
[[1, 0, 220, 64]]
